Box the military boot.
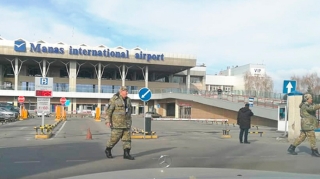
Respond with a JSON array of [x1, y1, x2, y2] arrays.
[[105, 147, 113, 158], [287, 144, 297, 155], [311, 148, 320, 157], [123, 148, 135, 160]]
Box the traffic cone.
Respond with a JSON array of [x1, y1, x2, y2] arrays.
[[86, 128, 92, 140]]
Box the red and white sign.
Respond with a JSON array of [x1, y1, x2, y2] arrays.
[[37, 98, 50, 113], [18, 96, 25, 103], [60, 97, 66, 105]]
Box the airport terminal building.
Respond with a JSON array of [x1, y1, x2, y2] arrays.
[[0, 37, 208, 117]]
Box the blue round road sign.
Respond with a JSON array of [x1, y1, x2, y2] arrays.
[[138, 87, 152, 102], [65, 100, 70, 106]]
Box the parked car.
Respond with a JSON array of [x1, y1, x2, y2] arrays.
[[0, 109, 15, 121], [0, 107, 18, 119], [145, 112, 162, 118]]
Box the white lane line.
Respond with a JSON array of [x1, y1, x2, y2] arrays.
[[14, 161, 40, 164], [66, 160, 88, 162], [20, 127, 27, 130], [49, 121, 67, 140]]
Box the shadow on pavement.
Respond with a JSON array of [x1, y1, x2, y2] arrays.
[[297, 146, 312, 155], [0, 142, 104, 179]]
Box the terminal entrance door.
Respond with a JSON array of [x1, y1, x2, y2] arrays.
[[179, 105, 191, 119]]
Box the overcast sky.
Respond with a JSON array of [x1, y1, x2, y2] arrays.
[[0, 0, 319, 93]]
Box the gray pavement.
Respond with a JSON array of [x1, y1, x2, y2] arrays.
[[0, 116, 319, 179]]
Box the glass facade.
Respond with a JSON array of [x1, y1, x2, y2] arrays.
[[21, 82, 35, 91]]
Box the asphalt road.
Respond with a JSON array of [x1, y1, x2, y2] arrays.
[[0, 116, 319, 179]]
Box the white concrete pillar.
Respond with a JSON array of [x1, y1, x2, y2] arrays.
[[69, 61, 77, 92], [98, 63, 101, 93], [72, 98, 77, 114], [145, 65, 149, 88], [98, 98, 101, 109], [14, 58, 18, 91], [122, 65, 125, 86], [175, 99, 179, 118], [287, 95, 303, 142], [187, 69, 191, 93], [42, 60, 46, 77]]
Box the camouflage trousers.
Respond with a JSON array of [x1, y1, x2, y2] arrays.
[[106, 128, 131, 149], [293, 130, 317, 149]]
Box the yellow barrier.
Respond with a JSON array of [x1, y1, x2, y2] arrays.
[[34, 120, 62, 139], [22, 109, 28, 119], [61, 108, 67, 121], [95, 107, 101, 121], [55, 105, 61, 121]]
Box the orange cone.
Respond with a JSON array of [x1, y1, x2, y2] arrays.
[[86, 128, 92, 140]]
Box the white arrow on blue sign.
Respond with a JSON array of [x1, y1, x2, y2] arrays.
[[138, 87, 152, 102], [283, 80, 297, 94]]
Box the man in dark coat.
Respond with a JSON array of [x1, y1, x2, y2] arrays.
[[237, 103, 254, 144]]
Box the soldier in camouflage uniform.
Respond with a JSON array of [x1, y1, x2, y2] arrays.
[[288, 93, 320, 157], [104, 86, 134, 160]]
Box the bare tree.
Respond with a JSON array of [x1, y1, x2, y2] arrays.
[[243, 70, 274, 95], [291, 72, 320, 94]]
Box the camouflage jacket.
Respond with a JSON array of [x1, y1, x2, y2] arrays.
[[105, 93, 133, 129], [300, 102, 320, 131]]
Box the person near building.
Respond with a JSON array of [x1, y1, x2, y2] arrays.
[[104, 86, 135, 160], [237, 103, 254, 144], [287, 93, 320, 157], [217, 88, 223, 99]]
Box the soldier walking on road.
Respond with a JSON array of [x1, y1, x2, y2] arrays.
[[288, 93, 320, 157], [237, 103, 254, 144], [104, 86, 135, 160]]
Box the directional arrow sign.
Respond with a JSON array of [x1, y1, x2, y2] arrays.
[[283, 80, 297, 94], [139, 87, 152, 102], [286, 82, 293, 93]]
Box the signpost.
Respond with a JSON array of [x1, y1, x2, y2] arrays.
[[138, 87, 152, 139], [283, 80, 297, 137], [35, 77, 53, 127], [18, 96, 25, 118]]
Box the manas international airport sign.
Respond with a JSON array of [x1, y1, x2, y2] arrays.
[[14, 40, 164, 62]]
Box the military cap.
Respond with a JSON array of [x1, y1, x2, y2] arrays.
[[304, 93, 312, 101], [119, 86, 128, 91]]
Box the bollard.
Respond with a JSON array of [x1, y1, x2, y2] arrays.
[[221, 129, 231, 139], [95, 107, 101, 121], [55, 105, 61, 121], [22, 109, 28, 119]]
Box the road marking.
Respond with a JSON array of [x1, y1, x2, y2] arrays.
[[66, 160, 88, 162], [20, 127, 27, 130], [50, 121, 67, 140], [14, 161, 40, 164]]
